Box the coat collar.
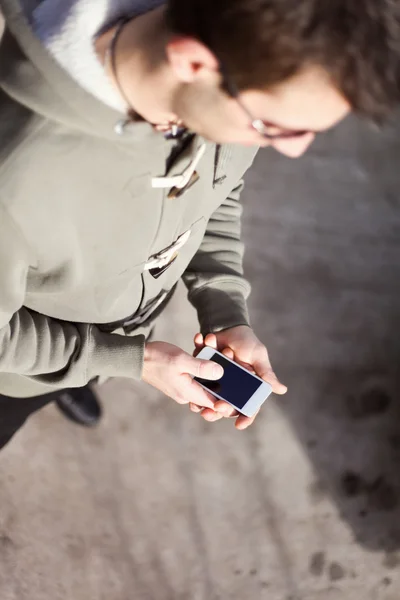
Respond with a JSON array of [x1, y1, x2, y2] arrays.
[[0, 0, 164, 145]]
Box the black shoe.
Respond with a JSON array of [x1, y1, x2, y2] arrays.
[[55, 385, 102, 427]]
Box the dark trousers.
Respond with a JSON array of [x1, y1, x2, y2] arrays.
[[0, 392, 56, 451]]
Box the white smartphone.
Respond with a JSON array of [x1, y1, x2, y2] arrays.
[[194, 347, 273, 418]]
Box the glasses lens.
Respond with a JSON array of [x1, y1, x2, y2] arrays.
[[252, 119, 310, 140], [252, 119, 267, 135]]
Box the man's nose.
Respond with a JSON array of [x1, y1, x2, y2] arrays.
[[273, 132, 316, 158]]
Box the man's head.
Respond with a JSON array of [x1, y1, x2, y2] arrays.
[[162, 0, 400, 155]]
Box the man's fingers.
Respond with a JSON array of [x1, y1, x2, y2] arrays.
[[204, 333, 218, 348], [253, 357, 287, 395], [189, 403, 225, 421], [214, 400, 237, 417], [181, 374, 217, 409], [193, 333, 203, 350], [193, 333, 203, 357], [235, 409, 260, 430], [263, 371, 287, 395], [184, 356, 224, 381], [200, 408, 224, 422], [190, 400, 239, 419], [222, 347, 235, 359], [235, 415, 254, 430], [194, 332, 218, 349]]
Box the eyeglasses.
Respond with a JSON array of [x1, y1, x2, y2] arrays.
[[221, 67, 313, 141]]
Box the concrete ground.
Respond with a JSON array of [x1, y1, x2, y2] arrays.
[[1, 113, 400, 600]]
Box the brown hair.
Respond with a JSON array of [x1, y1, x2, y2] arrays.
[[166, 0, 400, 119]]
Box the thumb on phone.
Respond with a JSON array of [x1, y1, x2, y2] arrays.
[[183, 355, 224, 381]]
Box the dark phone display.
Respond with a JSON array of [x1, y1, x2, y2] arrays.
[[194, 353, 262, 410]]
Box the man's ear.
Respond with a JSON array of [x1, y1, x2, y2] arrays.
[[166, 37, 219, 83]]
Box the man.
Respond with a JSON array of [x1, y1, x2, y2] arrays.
[[0, 0, 398, 448]]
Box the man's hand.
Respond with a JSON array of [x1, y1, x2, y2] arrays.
[[191, 325, 287, 430], [142, 341, 223, 409]]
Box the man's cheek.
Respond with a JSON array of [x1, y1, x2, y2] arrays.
[[273, 133, 315, 157]]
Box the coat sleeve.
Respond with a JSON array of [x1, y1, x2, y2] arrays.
[[0, 207, 144, 388], [182, 179, 251, 335]]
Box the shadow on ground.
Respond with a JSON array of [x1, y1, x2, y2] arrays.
[[244, 111, 400, 559]]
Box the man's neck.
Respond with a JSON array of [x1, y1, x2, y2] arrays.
[[95, 6, 178, 126]]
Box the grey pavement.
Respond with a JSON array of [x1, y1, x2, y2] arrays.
[[1, 113, 400, 599]]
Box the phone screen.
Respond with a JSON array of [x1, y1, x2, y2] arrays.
[[194, 352, 262, 410]]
